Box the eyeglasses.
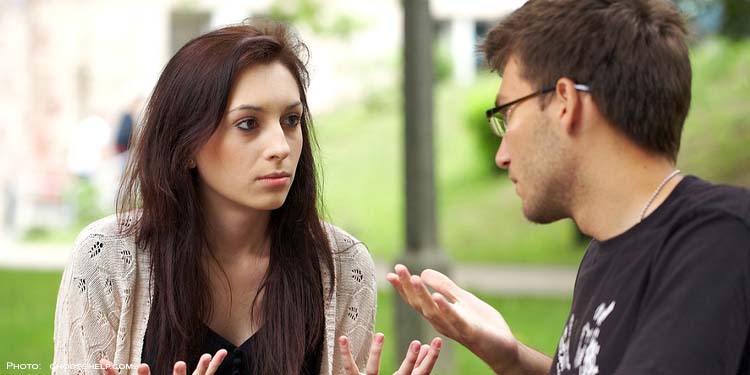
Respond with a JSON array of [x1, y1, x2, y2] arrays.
[[485, 84, 591, 137]]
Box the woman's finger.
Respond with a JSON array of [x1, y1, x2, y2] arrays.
[[137, 363, 151, 375], [173, 360, 187, 375], [415, 344, 430, 367], [191, 353, 212, 375], [99, 359, 118, 375], [394, 340, 421, 375], [205, 349, 228, 375], [414, 338, 442, 375], [338, 335, 360, 375], [365, 333, 384, 375]]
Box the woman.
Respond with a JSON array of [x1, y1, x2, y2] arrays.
[[52, 20, 440, 375]]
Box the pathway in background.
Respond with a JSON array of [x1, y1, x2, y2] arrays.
[[0, 236, 72, 271], [374, 262, 575, 296], [0, 238, 576, 296]]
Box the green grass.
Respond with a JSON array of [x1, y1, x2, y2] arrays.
[[0, 269, 571, 374], [0, 269, 61, 367]]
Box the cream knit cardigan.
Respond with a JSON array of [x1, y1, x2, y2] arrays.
[[53, 214, 377, 374]]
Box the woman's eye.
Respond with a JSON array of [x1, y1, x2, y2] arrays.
[[281, 113, 301, 128], [236, 118, 258, 131]]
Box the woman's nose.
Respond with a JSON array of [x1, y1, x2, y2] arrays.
[[263, 126, 291, 161]]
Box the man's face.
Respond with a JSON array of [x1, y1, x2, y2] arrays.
[[494, 58, 574, 224]]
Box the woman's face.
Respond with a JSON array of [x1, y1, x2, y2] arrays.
[[196, 61, 304, 213]]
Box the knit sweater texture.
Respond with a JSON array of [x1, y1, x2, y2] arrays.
[[53, 214, 377, 374]]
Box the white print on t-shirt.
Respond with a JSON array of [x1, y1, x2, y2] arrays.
[[556, 301, 616, 375], [556, 315, 575, 374]]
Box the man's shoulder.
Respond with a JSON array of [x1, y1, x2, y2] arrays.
[[669, 176, 750, 228], [644, 177, 750, 270]]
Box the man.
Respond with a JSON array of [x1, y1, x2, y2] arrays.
[[389, 0, 750, 374]]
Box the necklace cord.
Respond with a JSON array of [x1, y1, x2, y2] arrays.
[[639, 169, 681, 221]]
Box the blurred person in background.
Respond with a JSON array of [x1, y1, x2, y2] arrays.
[[53, 20, 440, 375], [114, 96, 143, 156], [390, 0, 750, 374]]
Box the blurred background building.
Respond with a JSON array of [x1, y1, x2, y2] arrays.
[[0, 0, 527, 237]]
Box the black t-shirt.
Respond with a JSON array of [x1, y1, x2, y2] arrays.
[[550, 176, 750, 375]]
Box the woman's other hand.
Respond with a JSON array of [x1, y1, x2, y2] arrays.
[[100, 349, 227, 375], [339, 332, 442, 375]]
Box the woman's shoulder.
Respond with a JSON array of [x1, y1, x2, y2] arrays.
[[76, 212, 137, 240], [324, 223, 362, 251], [68, 213, 139, 274], [322, 222, 375, 278], [323, 222, 372, 259]]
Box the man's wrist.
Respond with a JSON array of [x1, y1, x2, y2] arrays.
[[472, 337, 521, 375], [493, 342, 552, 375]]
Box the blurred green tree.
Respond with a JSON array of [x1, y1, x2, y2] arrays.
[[266, 0, 362, 39], [676, 0, 750, 39], [721, 0, 750, 38]]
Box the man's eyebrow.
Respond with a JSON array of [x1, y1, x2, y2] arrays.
[[228, 101, 302, 113]]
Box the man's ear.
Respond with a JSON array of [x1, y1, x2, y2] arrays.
[[555, 78, 582, 135]]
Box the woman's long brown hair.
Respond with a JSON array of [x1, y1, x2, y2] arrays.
[[116, 20, 334, 374]]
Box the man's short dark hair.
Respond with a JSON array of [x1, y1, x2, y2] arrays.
[[481, 0, 691, 161]]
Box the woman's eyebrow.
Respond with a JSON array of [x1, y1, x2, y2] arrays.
[[286, 101, 302, 110], [228, 104, 262, 113], [228, 101, 302, 113]]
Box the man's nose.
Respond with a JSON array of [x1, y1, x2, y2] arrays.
[[495, 137, 510, 170]]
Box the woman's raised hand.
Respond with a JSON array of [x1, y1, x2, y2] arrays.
[[339, 332, 442, 375], [99, 349, 227, 375]]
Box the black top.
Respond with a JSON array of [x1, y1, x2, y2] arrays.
[[550, 176, 750, 375], [198, 325, 263, 375], [141, 323, 322, 375]]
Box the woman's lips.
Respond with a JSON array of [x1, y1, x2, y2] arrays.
[[257, 173, 291, 187]]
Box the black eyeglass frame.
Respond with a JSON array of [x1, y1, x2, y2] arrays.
[[485, 84, 591, 137]]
